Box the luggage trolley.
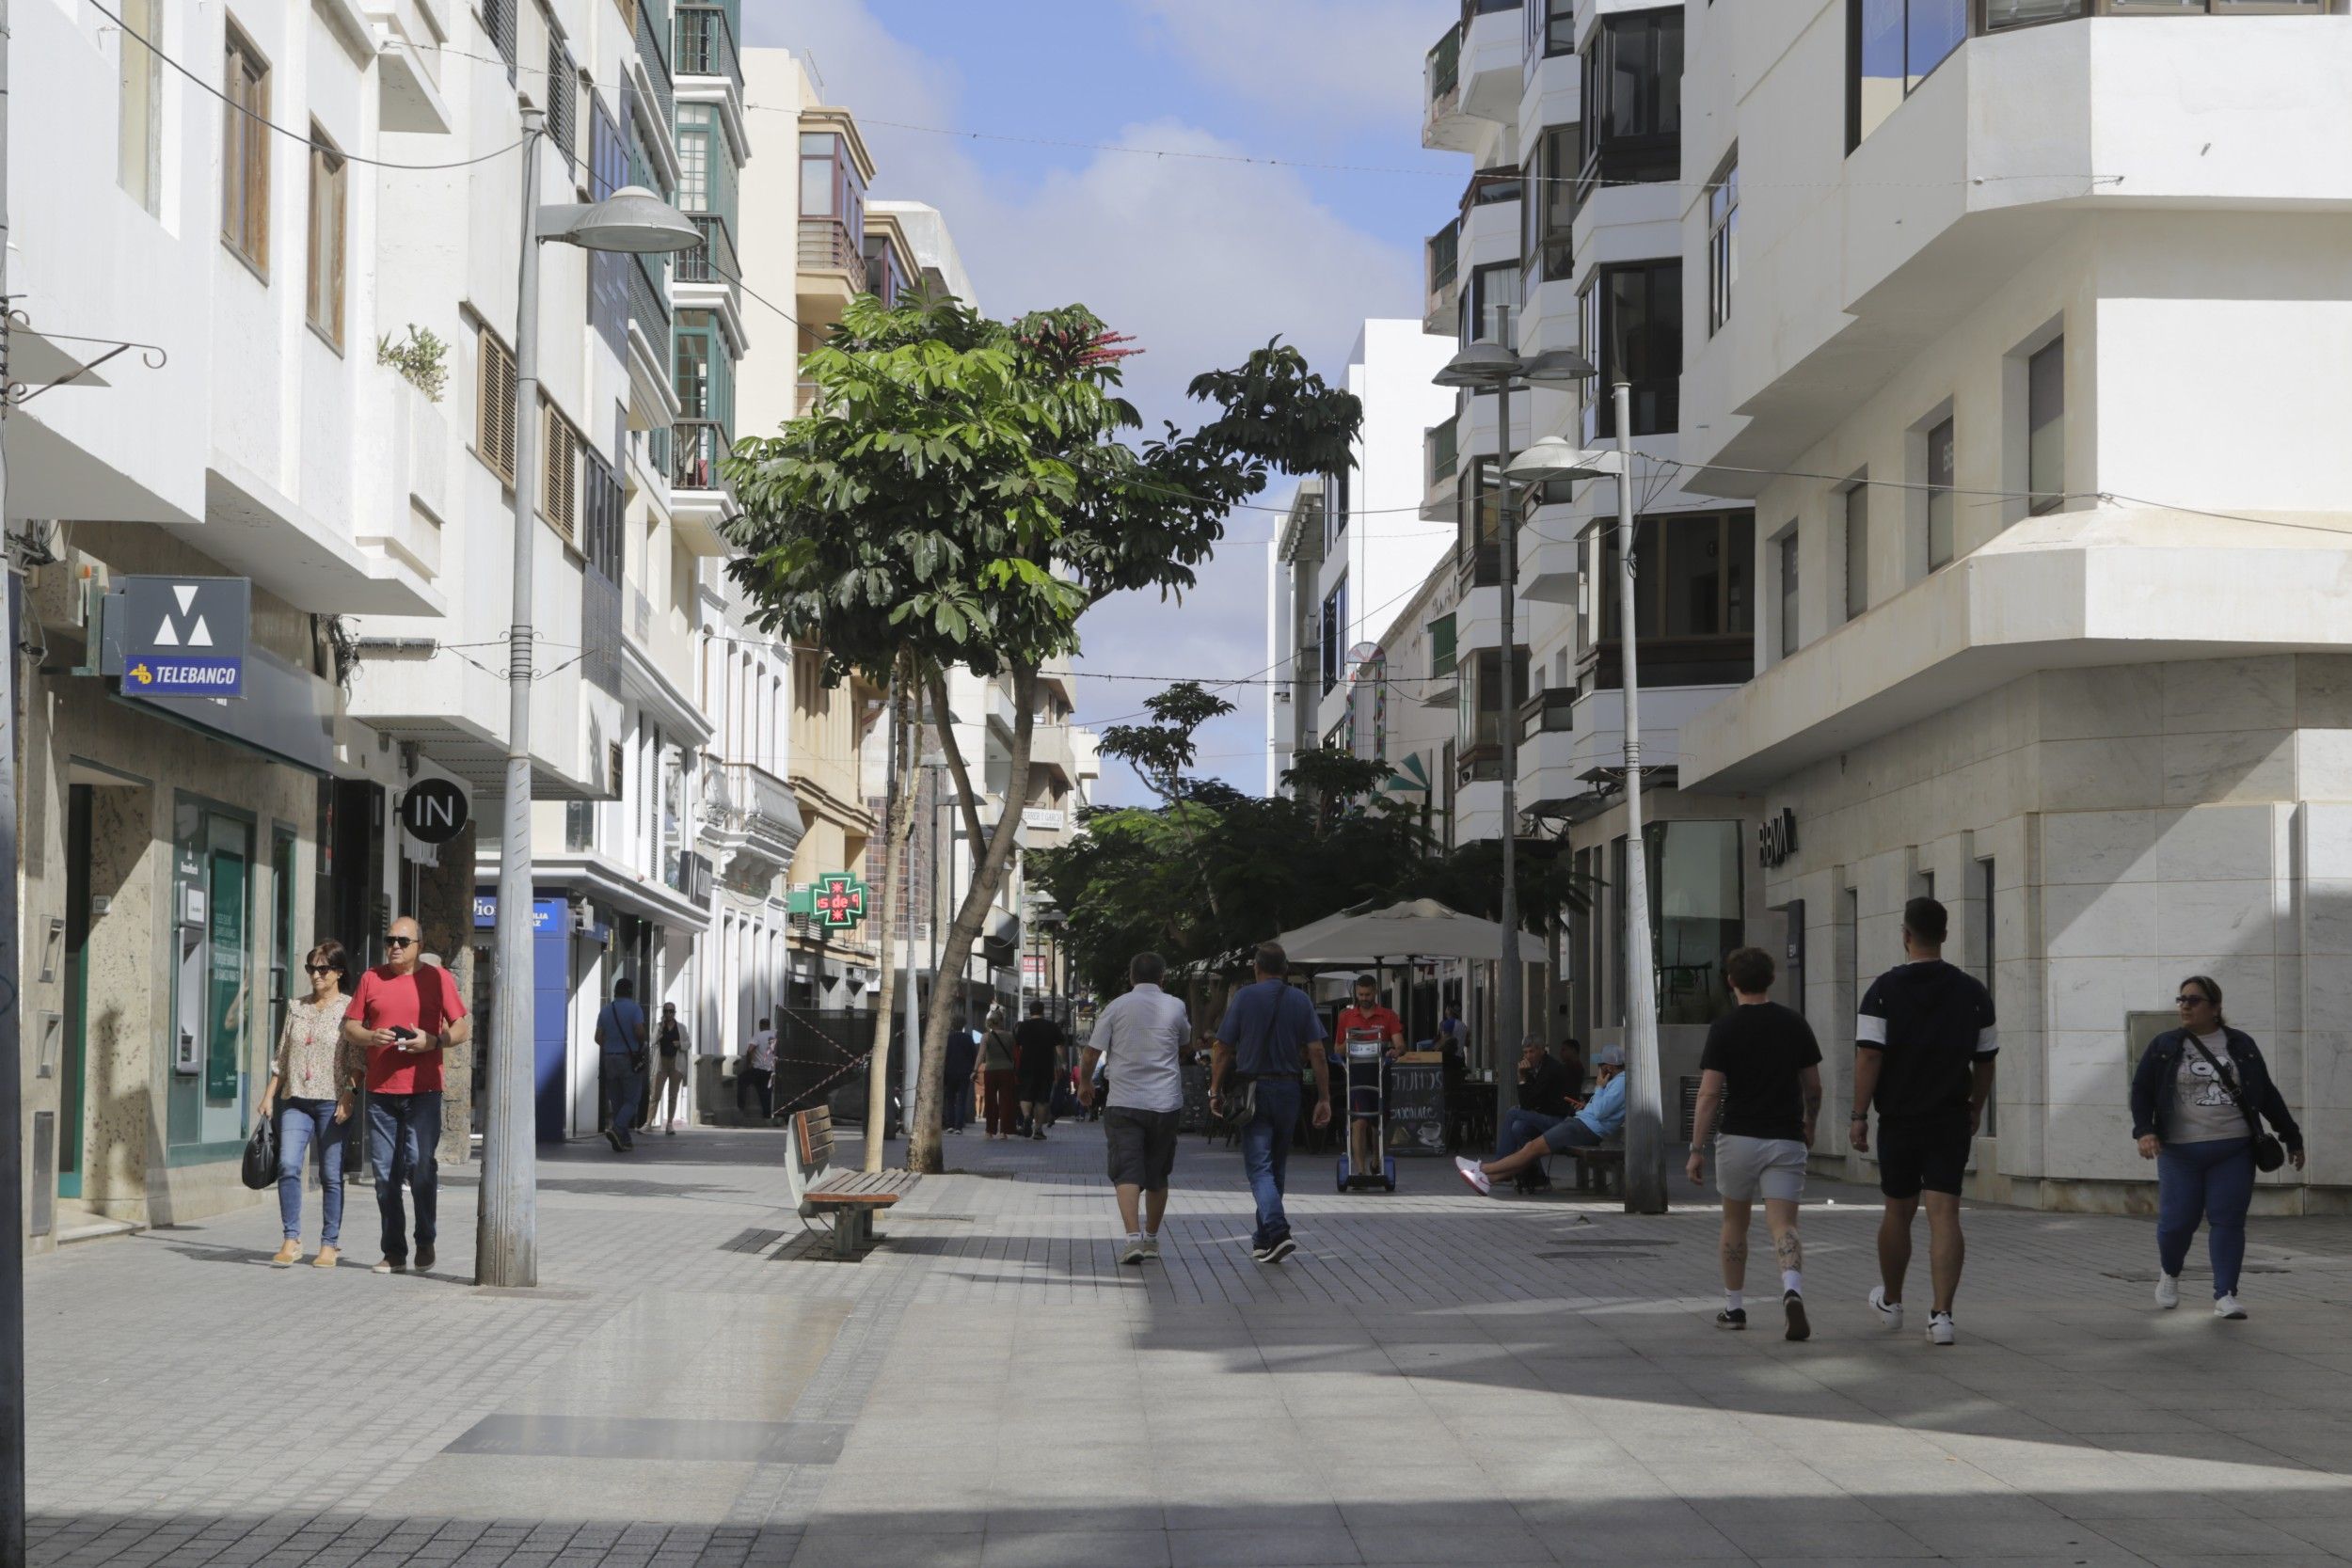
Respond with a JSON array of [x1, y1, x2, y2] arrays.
[[1337, 1029, 1398, 1192]]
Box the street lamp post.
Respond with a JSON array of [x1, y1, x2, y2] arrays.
[[1432, 341, 1593, 1069], [479, 111, 700, 1289], [1505, 401, 1668, 1214]]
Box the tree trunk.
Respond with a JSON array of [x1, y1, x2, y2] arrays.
[[861, 658, 917, 1171], [906, 665, 1040, 1173]]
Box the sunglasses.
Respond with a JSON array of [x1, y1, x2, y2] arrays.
[[2176, 994, 2211, 1007], [384, 936, 417, 949], [304, 964, 339, 975]]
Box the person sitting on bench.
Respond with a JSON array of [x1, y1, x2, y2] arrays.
[[1455, 1045, 1627, 1196]]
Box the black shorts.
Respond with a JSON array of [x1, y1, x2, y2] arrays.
[[1104, 1106, 1180, 1191], [1017, 1069, 1057, 1101], [1877, 1114, 1972, 1199]]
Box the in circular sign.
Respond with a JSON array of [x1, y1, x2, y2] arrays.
[[400, 779, 471, 845]]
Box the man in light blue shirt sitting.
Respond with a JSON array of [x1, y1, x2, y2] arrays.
[[1455, 1044, 1626, 1196]]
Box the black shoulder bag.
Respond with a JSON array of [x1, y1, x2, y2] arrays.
[[2184, 1035, 2287, 1173]]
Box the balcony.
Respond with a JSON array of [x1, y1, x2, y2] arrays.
[[1518, 687, 1575, 745], [1424, 221, 1460, 337], [674, 3, 739, 87], [702, 759, 804, 871], [676, 214, 737, 291], [1520, 525, 1579, 605], [1459, 0, 1524, 127], [1587, 636, 1754, 695], [671, 417, 734, 556], [800, 219, 867, 293], [1423, 25, 1473, 150]]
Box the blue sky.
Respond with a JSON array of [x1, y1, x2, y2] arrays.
[[741, 0, 1458, 803]]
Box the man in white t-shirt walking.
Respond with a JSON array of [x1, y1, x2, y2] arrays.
[[1079, 951, 1192, 1265]]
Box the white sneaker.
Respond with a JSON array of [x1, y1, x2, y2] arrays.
[[1119, 1237, 1148, 1266], [1928, 1312, 1956, 1347], [2154, 1274, 2181, 1310], [1454, 1156, 1493, 1196], [1867, 1286, 1904, 1332], [1139, 1235, 1160, 1262], [2214, 1293, 2248, 1320]]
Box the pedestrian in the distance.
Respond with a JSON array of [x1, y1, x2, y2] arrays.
[[2131, 975, 2305, 1320], [944, 1016, 979, 1134], [596, 977, 648, 1153], [259, 941, 360, 1269], [1687, 946, 1821, 1340], [1496, 1031, 1574, 1193], [648, 1003, 690, 1134], [1851, 896, 1996, 1347], [1211, 942, 1331, 1264], [1014, 1000, 1064, 1141], [980, 1006, 1020, 1138], [739, 1015, 777, 1120], [1458, 1045, 1627, 1195], [342, 917, 469, 1275], [1080, 951, 1191, 1264]]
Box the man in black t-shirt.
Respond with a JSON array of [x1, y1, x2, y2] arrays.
[[1014, 1002, 1066, 1141], [1851, 896, 1997, 1348], [1688, 946, 1821, 1340]]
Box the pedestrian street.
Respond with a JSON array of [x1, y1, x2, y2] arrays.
[[29, 1122, 2352, 1567]]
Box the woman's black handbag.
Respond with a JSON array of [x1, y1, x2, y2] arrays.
[[2185, 1036, 2287, 1172], [240, 1113, 280, 1191]]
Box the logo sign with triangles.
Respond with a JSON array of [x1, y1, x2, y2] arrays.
[[812, 873, 867, 930], [118, 576, 251, 700]]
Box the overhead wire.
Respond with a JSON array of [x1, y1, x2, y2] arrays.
[[90, 1, 532, 171]]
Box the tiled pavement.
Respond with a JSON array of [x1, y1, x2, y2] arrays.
[[29, 1115, 2352, 1565]]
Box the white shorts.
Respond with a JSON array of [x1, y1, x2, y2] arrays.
[[1715, 1134, 1808, 1203]]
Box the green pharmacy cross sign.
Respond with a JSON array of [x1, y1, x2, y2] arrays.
[[813, 873, 867, 930]]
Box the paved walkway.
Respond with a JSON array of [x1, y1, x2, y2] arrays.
[[28, 1115, 2352, 1566]]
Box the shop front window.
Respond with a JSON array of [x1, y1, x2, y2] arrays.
[[1646, 819, 1744, 1025]]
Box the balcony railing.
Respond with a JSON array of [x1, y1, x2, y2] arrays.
[[628, 252, 670, 343], [675, 214, 738, 290], [636, 0, 673, 125], [674, 4, 739, 87], [798, 220, 867, 292], [671, 417, 731, 493]]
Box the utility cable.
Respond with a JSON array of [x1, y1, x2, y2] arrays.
[[89, 1, 531, 171]]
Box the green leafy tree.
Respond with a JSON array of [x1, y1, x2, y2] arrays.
[[725, 291, 1359, 1173]]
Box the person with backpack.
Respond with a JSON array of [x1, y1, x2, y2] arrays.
[[595, 976, 649, 1154], [2130, 974, 2305, 1319]]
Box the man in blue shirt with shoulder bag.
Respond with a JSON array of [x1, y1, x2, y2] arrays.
[[1213, 942, 1332, 1264]]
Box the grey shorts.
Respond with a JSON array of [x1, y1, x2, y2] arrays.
[[1104, 1106, 1180, 1191], [1714, 1134, 1808, 1203]]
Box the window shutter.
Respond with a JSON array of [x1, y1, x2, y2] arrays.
[[542, 407, 579, 544], [477, 329, 518, 483]]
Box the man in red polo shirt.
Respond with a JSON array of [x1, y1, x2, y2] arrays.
[[341, 916, 469, 1275], [1333, 973, 1405, 1178]]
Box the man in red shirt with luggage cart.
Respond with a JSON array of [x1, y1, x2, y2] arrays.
[[1332, 974, 1404, 1180]]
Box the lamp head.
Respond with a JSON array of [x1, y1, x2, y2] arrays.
[[1432, 341, 1525, 390], [548, 186, 702, 255], [1503, 437, 1624, 483]]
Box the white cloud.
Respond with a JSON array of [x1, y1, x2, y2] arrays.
[[1124, 0, 1439, 132], [739, 4, 1419, 802]]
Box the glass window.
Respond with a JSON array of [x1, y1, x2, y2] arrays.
[[119, 0, 162, 214], [1986, 0, 2088, 22], [2028, 337, 2064, 514], [800, 132, 838, 219], [1460, 454, 1505, 587], [1461, 261, 1521, 346], [1850, 0, 1965, 150], [1777, 530, 1800, 657], [1321, 578, 1347, 694], [1926, 418, 1956, 568], [1600, 513, 1755, 642], [1707, 156, 1739, 335], [1524, 127, 1576, 284], [1647, 820, 1743, 1025], [678, 105, 713, 211], [1844, 482, 1869, 622], [1545, 0, 1574, 55], [1580, 9, 1684, 198], [1581, 261, 1682, 441]]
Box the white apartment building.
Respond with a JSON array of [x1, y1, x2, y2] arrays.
[[1414, 0, 1756, 1085], [1268, 322, 1457, 783], [1671, 1, 2352, 1211]]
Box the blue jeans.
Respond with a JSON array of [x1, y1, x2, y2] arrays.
[[277, 1099, 348, 1245], [1497, 1107, 1568, 1162], [2158, 1136, 2255, 1297], [1240, 1077, 1302, 1251], [601, 1054, 643, 1143], [366, 1091, 441, 1261]]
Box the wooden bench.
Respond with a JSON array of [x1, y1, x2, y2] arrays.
[[787, 1108, 919, 1260], [1569, 1147, 1625, 1196]]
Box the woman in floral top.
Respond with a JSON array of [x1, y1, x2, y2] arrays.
[[259, 940, 361, 1268]]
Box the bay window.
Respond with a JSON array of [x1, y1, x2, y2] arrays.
[[1849, 0, 1965, 150], [1459, 454, 1505, 588], [1580, 260, 1682, 441], [1595, 511, 1756, 688], [1460, 261, 1521, 348], [1522, 126, 1576, 285], [1579, 9, 1682, 200], [1456, 646, 1530, 784]]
